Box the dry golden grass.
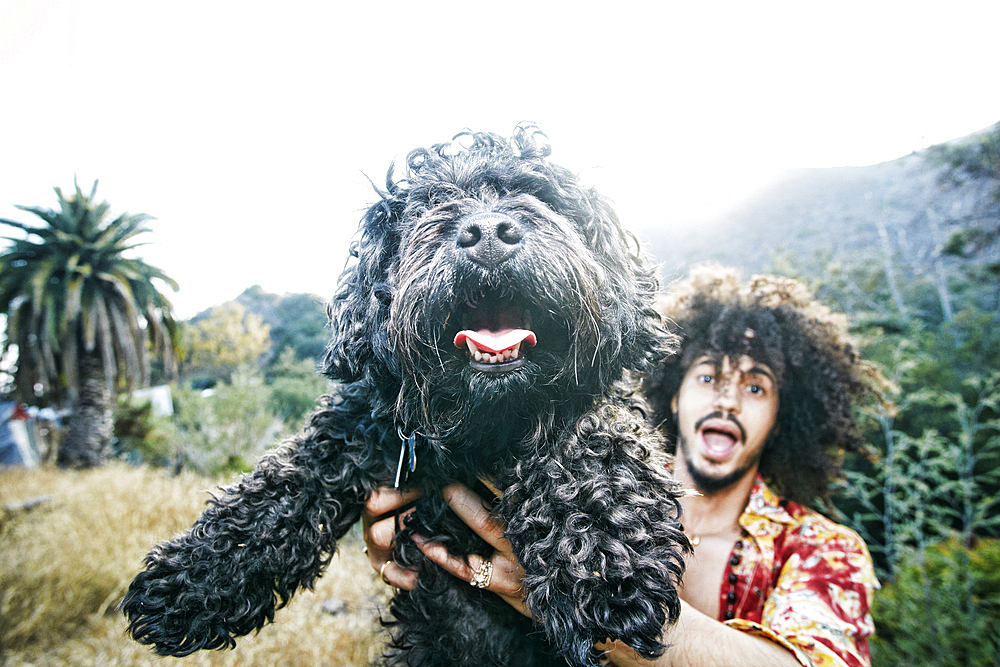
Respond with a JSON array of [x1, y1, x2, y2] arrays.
[[0, 464, 390, 666]]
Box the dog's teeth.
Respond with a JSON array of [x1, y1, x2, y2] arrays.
[[465, 339, 526, 365]]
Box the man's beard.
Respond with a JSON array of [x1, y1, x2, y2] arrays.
[[679, 434, 762, 496]]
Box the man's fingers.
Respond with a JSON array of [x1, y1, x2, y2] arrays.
[[417, 539, 531, 617], [479, 477, 502, 498], [364, 487, 421, 520], [415, 539, 504, 593], [377, 559, 419, 590], [368, 515, 397, 551], [362, 487, 422, 589], [415, 537, 472, 580], [441, 483, 512, 553]]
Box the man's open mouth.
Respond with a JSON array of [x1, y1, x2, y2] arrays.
[[699, 428, 738, 458], [695, 415, 745, 461], [452, 297, 536, 372]]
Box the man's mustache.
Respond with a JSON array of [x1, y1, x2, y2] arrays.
[[694, 411, 746, 443]]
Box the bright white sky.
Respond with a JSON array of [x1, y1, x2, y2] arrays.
[[1, 0, 998, 319]]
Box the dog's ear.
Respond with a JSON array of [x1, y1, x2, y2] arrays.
[[582, 192, 669, 376], [323, 192, 401, 383]]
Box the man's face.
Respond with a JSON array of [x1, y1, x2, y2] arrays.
[[671, 354, 780, 495]]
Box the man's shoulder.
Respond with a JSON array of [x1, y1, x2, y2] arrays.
[[780, 497, 870, 554], [751, 479, 868, 553], [750, 479, 879, 588]]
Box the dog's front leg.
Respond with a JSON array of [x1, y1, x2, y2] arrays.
[[498, 406, 689, 667], [122, 404, 379, 657]]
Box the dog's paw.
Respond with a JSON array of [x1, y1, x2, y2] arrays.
[[121, 532, 282, 656]]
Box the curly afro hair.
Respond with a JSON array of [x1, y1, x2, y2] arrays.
[[643, 264, 889, 508]]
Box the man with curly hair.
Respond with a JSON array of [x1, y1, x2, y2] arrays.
[[366, 264, 884, 667]]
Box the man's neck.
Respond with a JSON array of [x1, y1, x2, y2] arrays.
[[676, 464, 758, 537]]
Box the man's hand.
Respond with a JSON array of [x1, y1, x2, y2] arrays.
[[415, 482, 530, 617], [361, 483, 529, 615], [361, 486, 420, 589]]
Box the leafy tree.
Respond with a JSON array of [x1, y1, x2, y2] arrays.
[[838, 372, 1000, 572], [185, 301, 271, 381], [265, 292, 328, 365], [0, 181, 178, 468], [234, 286, 329, 367], [112, 397, 175, 467]]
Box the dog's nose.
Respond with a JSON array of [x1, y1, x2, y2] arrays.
[[457, 212, 522, 267]]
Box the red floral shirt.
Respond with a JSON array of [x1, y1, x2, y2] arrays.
[[721, 477, 879, 667]]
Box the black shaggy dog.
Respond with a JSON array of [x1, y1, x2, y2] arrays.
[[123, 125, 688, 667]]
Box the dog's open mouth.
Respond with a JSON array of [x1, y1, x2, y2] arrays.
[[453, 298, 536, 372]]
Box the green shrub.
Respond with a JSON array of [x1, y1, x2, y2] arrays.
[[167, 368, 283, 475], [872, 538, 1000, 667], [266, 347, 332, 424], [112, 398, 175, 466]]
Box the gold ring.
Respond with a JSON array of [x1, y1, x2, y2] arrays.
[[379, 560, 392, 584], [470, 560, 493, 589]]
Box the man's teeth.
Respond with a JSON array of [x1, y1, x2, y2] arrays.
[[465, 338, 522, 364]]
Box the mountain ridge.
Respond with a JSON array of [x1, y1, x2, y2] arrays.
[[642, 123, 1000, 282]]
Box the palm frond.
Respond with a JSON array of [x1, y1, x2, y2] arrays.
[[29, 256, 60, 315], [97, 212, 154, 248], [92, 297, 116, 395], [108, 300, 146, 390], [0, 181, 179, 408]]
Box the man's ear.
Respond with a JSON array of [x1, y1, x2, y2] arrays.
[[670, 394, 679, 423]]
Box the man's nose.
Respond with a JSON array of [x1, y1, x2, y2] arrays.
[[712, 377, 740, 413]]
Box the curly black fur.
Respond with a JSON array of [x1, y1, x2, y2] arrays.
[[122, 125, 688, 666]]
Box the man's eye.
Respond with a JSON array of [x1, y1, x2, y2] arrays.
[[748, 384, 764, 394], [698, 374, 714, 383]]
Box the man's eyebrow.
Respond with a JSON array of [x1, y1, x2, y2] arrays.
[[746, 366, 777, 384], [692, 355, 777, 384]]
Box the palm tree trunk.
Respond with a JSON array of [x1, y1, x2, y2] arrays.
[[58, 348, 113, 468]]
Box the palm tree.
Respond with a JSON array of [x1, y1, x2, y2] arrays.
[[0, 180, 179, 468]]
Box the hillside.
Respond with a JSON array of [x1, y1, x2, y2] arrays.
[[642, 124, 1000, 282]]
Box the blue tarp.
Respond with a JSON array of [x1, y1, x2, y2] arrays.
[[1, 402, 39, 467]]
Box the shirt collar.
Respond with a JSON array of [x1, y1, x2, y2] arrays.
[[743, 475, 795, 526]]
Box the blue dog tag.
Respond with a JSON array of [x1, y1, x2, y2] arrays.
[[393, 429, 418, 488]]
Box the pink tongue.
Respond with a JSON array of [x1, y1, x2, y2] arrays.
[[701, 431, 738, 458], [454, 328, 537, 354]]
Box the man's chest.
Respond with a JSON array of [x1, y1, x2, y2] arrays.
[[679, 530, 742, 620]]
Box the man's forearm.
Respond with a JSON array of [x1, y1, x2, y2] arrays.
[[602, 601, 804, 667]]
